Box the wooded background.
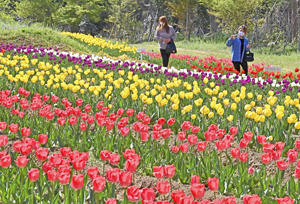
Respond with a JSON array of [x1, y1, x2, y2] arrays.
[[1, 0, 299, 52]]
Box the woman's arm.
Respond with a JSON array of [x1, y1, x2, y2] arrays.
[[170, 26, 176, 41], [226, 38, 234, 47], [154, 29, 164, 42]]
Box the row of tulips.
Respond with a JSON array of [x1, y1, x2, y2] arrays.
[[0, 44, 299, 146], [0, 87, 299, 203], [62, 32, 138, 58], [140, 51, 300, 81]]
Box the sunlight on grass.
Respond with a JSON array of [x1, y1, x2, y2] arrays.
[[132, 41, 300, 73]]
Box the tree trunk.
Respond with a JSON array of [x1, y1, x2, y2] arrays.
[[209, 15, 218, 33], [185, 5, 190, 40]]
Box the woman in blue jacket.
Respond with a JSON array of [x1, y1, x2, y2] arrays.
[[226, 25, 250, 75]]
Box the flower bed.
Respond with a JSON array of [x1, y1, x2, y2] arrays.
[[0, 43, 299, 203]]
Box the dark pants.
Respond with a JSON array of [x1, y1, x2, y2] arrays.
[[232, 60, 248, 75], [160, 49, 171, 67]]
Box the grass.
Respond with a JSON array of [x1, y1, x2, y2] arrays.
[[0, 21, 94, 54], [131, 40, 300, 73]]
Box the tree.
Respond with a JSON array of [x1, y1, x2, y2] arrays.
[[15, 0, 61, 26], [200, 0, 264, 32], [53, 0, 105, 28], [167, 0, 200, 40]]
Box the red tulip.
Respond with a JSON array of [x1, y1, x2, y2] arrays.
[[276, 196, 294, 204], [140, 132, 150, 142], [75, 98, 83, 106], [181, 121, 192, 131], [127, 185, 141, 202], [119, 171, 132, 187], [120, 126, 130, 137], [100, 150, 111, 161], [38, 134, 48, 144], [20, 143, 32, 156], [0, 48, 4, 53], [240, 152, 248, 162], [0, 154, 11, 168], [126, 109, 135, 116], [190, 183, 205, 200], [190, 175, 200, 185], [243, 131, 253, 141], [261, 153, 272, 164], [47, 169, 58, 182], [277, 160, 289, 171], [257, 135, 266, 144], [141, 188, 155, 202], [187, 134, 198, 145], [106, 198, 117, 204], [179, 143, 189, 153], [0, 135, 8, 147], [68, 116, 78, 125], [153, 166, 165, 179], [8, 123, 19, 133], [106, 168, 120, 183], [171, 146, 179, 153], [295, 168, 300, 179], [20, 127, 31, 137], [57, 117, 66, 126], [84, 104, 91, 112], [177, 132, 186, 141], [0, 150, 7, 158], [164, 165, 176, 178], [79, 122, 87, 131], [191, 126, 200, 134], [197, 141, 206, 152], [109, 153, 120, 165], [15, 155, 29, 168], [28, 168, 40, 182], [140, 116, 150, 125], [58, 172, 70, 185], [221, 197, 236, 204], [263, 143, 274, 153], [171, 189, 185, 204], [93, 175, 106, 192], [248, 167, 255, 175], [0, 121, 7, 130], [160, 128, 171, 139], [167, 118, 175, 126], [42, 162, 53, 173], [49, 153, 62, 167], [275, 142, 285, 151], [239, 138, 249, 149], [231, 147, 240, 158], [229, 126, 238, 136], [295, 140, 300, 150], [178, 195, 194, 204], [156, 180, 171, 194], [60, 147, 71, 157], [207, 177, 219, 191], [157, 117, 166, 126], [125, 158, 139, 172], [243, 195, 261, 204], [287, 149, 298, 163], [71, 174, 84, 190], [88, 167, 99, 179]]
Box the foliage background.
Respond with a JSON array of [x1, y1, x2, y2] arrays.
[[0, 0, 299, 53]]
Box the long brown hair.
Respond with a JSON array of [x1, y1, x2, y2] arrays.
[[157, 16, 169, 33]]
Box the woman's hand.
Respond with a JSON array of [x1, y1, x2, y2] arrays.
[[164, 39, 171, 44], [247, 45, 251, 49]]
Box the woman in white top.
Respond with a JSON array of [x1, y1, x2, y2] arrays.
[[154, 16, 176, 67]]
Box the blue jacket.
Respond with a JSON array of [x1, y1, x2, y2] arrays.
[[226, 37, 249, 62]]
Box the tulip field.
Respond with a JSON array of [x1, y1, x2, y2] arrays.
[[0, 37, 299, 204]]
